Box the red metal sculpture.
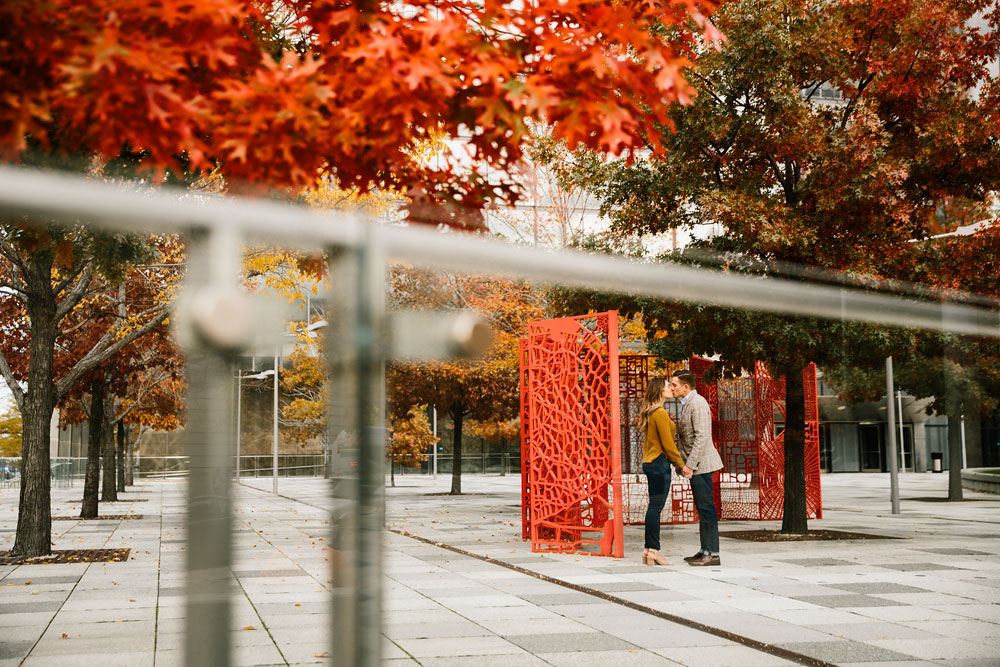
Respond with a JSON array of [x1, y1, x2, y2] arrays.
[[519, 312, 624, 556], [521, 312, 822, 556]]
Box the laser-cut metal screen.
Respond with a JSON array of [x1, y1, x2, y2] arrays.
[[519, 312, 624, 557], [763, 363, 824, 520]]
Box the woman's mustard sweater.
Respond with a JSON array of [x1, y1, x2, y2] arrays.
[[643, 408, 685, 467]]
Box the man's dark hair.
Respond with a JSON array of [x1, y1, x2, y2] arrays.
[[672, 369, 696, 389]]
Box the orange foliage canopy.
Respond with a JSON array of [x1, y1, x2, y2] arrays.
[[388, 406, 435, 470], [0, 0, 719, 220]]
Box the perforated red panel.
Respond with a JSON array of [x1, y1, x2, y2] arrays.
[[715, 374, 762, 519], [804, 363, 823, 519], [519, 312, 624, 557], [755, 362, 784, 520], [519, 338, 530, 540], [706, 360, 822, 522], [619, 355, 653, 525]]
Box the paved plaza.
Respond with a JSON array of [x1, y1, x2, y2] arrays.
[[1, 472, 998, 666]]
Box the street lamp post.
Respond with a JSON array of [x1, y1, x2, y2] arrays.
[[273, 347, 279, 494], [237, 368, 275, 483], [886, 357, 901, 515]]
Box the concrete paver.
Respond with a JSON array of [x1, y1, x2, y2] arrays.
[[0, 472, 997, 666]]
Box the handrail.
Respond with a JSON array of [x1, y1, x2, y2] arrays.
[[0, 165, 996, 337]]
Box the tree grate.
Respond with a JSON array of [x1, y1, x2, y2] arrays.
[[720, 529, 899, 542], [0, 548, 131, 565], [69, 498, 148, 503], [52, 515, 143, 521]]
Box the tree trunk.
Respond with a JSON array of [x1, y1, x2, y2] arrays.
[[947, 411, 964, 500], [11, 267, 59, 557], [81, 377, 105, 519], [781, 359, 808, 534], [965, 411, 983, 469], [124, 427, 135, 486], [101, 393, 117, 502], [127, 425, 144, 486], [450, 405, 464, 495], [116, 419, 127, 490], [15, 387, 57, 554], [390, 460, 395, 487]]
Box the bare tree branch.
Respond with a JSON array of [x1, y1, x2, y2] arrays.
[[70, 396, 90, 415], [0, 281, 28, 302], [53, 260, 91, 298], [687, 70, 727, 107], [55, 305, 170, 398], [802, 80, 827, 102], [839, 72, 876, 131], [117, 370, 170, 422], [0, 235, 28, 272], [763, 151, 786, 190], [54, 264, 95, 322], [59, 312, 105, 337], [0, 349, 25, 412]]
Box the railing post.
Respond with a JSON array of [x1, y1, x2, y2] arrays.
[[182, 226, 242, 667], [327, 229, 385, 667]]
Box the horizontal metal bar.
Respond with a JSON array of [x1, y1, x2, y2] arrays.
[[374, 227, 999, 338], [1, 165, 997, 337], [0, 165, 364, 248]]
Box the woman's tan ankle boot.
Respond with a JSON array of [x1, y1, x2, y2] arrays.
[[646, 549, 673, 566]]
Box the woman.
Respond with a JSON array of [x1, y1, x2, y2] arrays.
[[637, 377, 692, 565]]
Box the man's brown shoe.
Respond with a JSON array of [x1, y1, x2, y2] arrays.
[[683, 552, 703, 563], [687, 554, 721, 567]]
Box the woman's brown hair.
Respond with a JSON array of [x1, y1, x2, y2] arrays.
[[636, 377, 667, 435]]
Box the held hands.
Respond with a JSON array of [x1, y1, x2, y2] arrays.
[[681, 465, 694, 479]]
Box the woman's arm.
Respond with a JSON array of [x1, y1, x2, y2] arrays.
[[655, 412, 686, 469]]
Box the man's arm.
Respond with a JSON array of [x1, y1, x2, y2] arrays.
[[691, 397, 714, 454]]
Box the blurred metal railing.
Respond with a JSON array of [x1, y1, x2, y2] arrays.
[[391, 453, 520, 476], [0, 456, 335, 488], [1, 165, 998, 667]]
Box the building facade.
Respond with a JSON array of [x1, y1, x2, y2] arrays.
[[817, 377, 999, 472]]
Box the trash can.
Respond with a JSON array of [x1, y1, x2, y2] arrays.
[[931, 452, 943, 473]]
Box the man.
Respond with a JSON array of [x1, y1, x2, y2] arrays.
[[669, 369, 724, 567]]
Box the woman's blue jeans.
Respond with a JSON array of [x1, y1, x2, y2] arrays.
[[641, 455, 671, 550]]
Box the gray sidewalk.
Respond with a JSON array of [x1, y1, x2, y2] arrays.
[[1, 473, 998, 666]]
